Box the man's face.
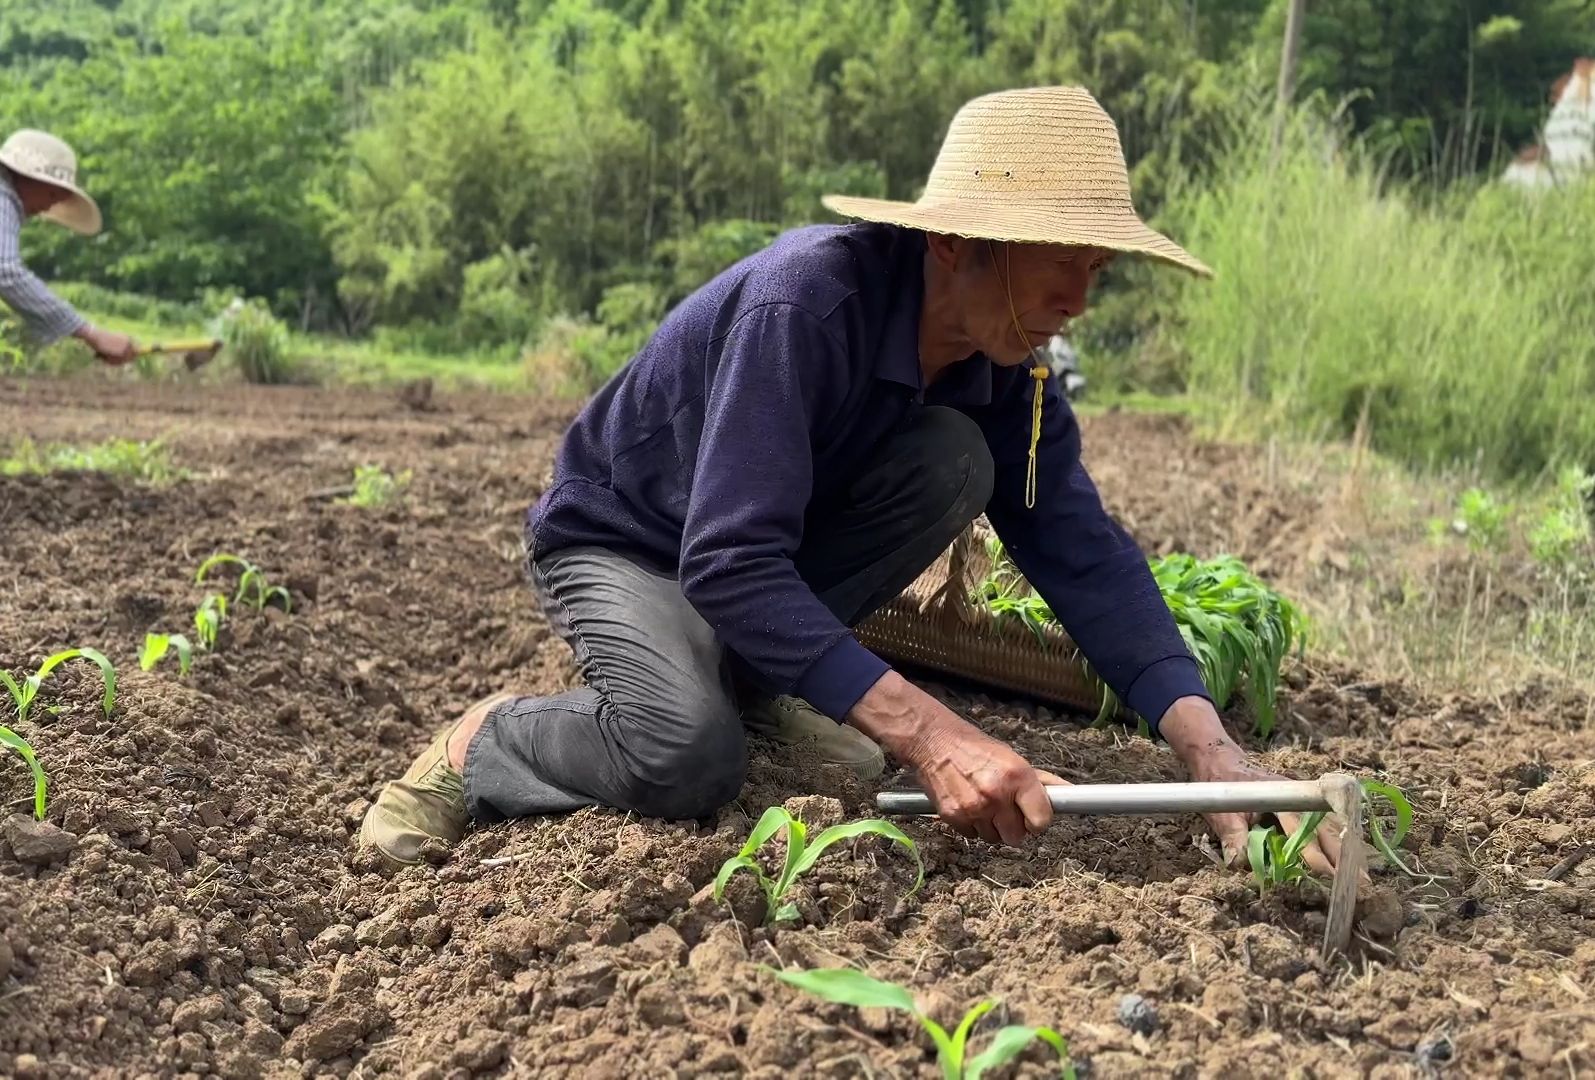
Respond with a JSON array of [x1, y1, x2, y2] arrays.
[[933, 236, 1113, 366], [13, 175, 71, 217]]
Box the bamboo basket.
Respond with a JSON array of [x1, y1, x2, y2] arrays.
[[854, 518, 1110, 715]]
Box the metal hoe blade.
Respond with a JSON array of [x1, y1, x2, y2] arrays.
[[876, 772, 1366, 959]]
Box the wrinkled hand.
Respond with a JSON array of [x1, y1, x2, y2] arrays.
[[848, 671, 1066, 847], [910, 718, 1068, 847], [79, 326, 135, 365], [1160, 696, 1341, 876], [1186, 742, 1342, 876]]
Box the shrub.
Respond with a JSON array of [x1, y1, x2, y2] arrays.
[[218, 297, 294, 384]]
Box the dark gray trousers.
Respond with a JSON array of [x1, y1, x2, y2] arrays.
[[464, 406, 995, 822]]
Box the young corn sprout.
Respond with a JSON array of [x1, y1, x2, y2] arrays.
[[1, 648, 118, 819], [770, 967, 1075, 1080], [195, 554, 291, 613], [715, 806, 923, 924], [140, 633, 194, 676], [193, 594, 228, 651], [1247, 780, 1417, 890], [978, 540, 1305, 737], [1247, 811, 1325, 890], [0, 726, 46, 820]]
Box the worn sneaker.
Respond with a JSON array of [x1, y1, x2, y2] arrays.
[[358, 693, 512, 866], [741, 695, 885, 779]]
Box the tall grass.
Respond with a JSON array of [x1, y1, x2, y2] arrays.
[[1170, 107, 1595, 483]]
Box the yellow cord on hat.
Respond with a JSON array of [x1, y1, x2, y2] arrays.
[[991, 240, 1049, 509], [1024, 364, 1047, 508]]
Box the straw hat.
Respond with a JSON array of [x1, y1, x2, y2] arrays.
[[823, 86, 1209, 277], [0, 129, 102, 236]]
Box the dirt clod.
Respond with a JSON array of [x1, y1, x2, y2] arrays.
[[3, 816, 77, 865], [172, 995, 227, 1033], [1117, 993, 1159, 1035], [282, 993, 388, 1062], [782, 794, 845, 830], [450, 1031, 507, 1072], [315, 924, 357, 954]]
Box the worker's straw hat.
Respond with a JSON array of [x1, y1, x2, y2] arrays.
[[823, 86, 1209, 277], [0, 129, 102, 236]]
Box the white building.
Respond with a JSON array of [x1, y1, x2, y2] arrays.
[[1502, 57, 1594, 188]]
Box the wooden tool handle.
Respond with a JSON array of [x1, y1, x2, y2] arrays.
[[137, 338, 220, 356]]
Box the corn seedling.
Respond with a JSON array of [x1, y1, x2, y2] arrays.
[[341, 464, 412, 508], [978, 540, 1305, 737], [1, 648, 117, 727], [1362, 780, 1417, 874], [715, 806, 923, 924], [0, 725, 47, 820], [193, 594, 228, 650], [770, 966, 1074, 1080], [1, 648, 118, 819], [140, 633, 194, 676], [1248, 780, 1417, 890], [1247, 811, 1325, 890], [195, 554, 292, 613]]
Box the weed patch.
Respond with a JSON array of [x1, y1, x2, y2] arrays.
[[0, 437, 184, 484]]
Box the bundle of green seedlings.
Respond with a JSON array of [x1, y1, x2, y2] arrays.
[[715, 806, 923, 924], [977, 537, 1306, 737], [340, 464, 413, 508], [1, 649, 117, 819], [1248, 779, 1416, 890], [769, 966, 1074, 1079]]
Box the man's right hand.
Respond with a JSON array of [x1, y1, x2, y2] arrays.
[[848, 671, 1060, 846], [75, 326, 136, 365]]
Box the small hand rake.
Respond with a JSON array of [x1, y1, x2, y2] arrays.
[[877, 772, 1367, 959]]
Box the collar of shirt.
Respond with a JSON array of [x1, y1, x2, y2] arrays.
[[870, 227, 994, 409], [0, 171, 22, 215]]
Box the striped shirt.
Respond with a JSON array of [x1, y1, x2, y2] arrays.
[[0, 170, 85, 344]]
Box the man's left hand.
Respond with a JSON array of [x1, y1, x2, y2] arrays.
[[1157, 696, 1341, 876]]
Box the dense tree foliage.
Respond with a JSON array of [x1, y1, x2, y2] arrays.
[[2, 0, 1591, 346]]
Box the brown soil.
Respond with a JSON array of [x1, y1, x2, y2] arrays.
[[3, 378, 1593, 1080]]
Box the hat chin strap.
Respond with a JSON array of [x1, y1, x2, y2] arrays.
[[987, 240, 1049, 511]]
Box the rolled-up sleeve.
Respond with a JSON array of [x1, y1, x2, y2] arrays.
[[677, 302, 891, 720], [977, 369, 1211, 734], [0, 186, 86, 345]]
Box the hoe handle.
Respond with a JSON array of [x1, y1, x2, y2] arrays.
[[136, 338, 221, 356], [877, 773, 1368, 961], [876, 779, 1333, 817]]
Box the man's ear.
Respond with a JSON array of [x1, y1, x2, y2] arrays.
[[926, 232, 975, 272]]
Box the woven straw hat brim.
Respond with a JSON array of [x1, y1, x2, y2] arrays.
[[40, 193, 102, 237], [0, 147, 102, 236], [822, 194, 1211, 278]]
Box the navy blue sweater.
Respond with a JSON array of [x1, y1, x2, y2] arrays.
[[529, 223, 1209, 730]]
